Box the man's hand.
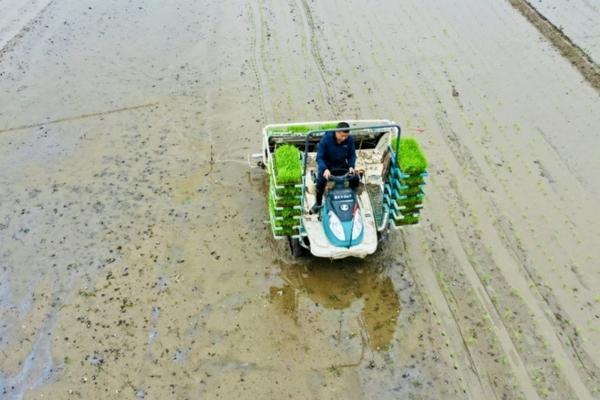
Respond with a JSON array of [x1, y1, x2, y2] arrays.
[[323, 169, 331, 180], [348, 167, 355, 175]]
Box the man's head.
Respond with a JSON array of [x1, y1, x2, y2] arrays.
[[334, 121, 350, 143]]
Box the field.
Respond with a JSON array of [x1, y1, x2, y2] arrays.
[[1, 0, 599, 399]]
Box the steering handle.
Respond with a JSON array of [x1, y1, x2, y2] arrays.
[[328, 171, 355, 182]]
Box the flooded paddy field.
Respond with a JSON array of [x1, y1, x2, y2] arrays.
[[1, 0, 599, 399], [524, 0, 600, 64]]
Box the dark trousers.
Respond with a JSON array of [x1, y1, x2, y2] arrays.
[[315, 168, 359, 205]]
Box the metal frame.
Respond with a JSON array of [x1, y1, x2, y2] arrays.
[[300, 124, 402, 233]]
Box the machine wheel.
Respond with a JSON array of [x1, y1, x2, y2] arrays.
[[289, 237, 306, 257]]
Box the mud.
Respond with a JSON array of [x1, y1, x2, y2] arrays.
[[1, 0, 599, 399], [507, 0, 600, 92], [523, 0, 600, 64]]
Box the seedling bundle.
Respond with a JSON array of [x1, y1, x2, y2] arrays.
[[384, 137, 428, 226], [268, 144, 303, 237], [267, 123, 339, 135]]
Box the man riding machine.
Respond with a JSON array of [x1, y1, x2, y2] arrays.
[[310, 122, 360, 215]]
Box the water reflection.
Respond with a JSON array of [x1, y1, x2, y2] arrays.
[[269, 259, 400, 351]]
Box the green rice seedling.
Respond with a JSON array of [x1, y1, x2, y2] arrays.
[[272, 204, 301, 219], [390, 137, 428, 174], [400, 205, 422, 215], [399, 186, 424, 197], [321, 123, 339, 130], [274, 207, 301, 218], [481, 272, 491, 285], [276, 216, 300, 227], [274, 186, 302, 197], [399, 175, 426, 187], [400, 204, 423, 214], [271, 187, 302, 204], [397, 215, 420, 225], [273, 226, 298, 236], [286, 123, 338, 133], [271, 212, 299, 233], [268, 184, 301, 236], [269, 194, 301, 218], [397, 195, 423, 208], [268, 123, 339, 135], [274, 198, 300, 208], [403, 171, 427, 179], [397, 204, 422, 215], [274, 144, 302, 184]]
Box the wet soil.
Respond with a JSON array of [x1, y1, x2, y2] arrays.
[[507, 0, 600, 92], [522, 0, 600, 65], [1, 0, 599, 399]]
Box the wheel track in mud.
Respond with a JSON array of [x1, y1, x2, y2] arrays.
[[320, 3, 402, 121], [285, 0, 331, 117], [419, 220, 524, 400], [421, 35, 593, 400], [442, 0, 595, 206], [340, 12, 496, 398], [247, 2, 271, 123], [261, 0, 326, 121], [253, 0, 335, 122], [430, 105, 597, 398], [469, 94, 600, 394], [261, 0, 294, 120], [315, 7, 490, 397], [297, 0, 341, 118], [342, 0, 596, 396], [436, 0, 598, 270], [443, 0, 595, 202], [322, 3, 516, 398], [436, 165, 576, 399], [428, 121, 547, 400], [308, 3, 377, 119], [346, 4, 533, 399], [400, 229, 496, 399], [492, 215, 600, 384], [414, 2, 600, 393], [383, 1, 597, 397], [388, 234, 473, 398]]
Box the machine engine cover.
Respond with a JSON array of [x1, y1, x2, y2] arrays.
[[328, 188, 355, 222]]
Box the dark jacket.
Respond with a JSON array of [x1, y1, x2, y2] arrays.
[[316, 132, 356, 173]]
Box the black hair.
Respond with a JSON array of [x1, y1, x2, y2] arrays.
[[337, 121, 350, 132]]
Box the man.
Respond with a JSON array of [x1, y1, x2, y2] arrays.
[[310, 121, 359, 214]]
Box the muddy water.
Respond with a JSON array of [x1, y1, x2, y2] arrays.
[[1, 0, 600, 399], [526, 0, 600, 63]]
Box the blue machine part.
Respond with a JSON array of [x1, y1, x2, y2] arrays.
[[322, 186, 364, 248]]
